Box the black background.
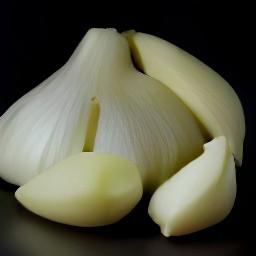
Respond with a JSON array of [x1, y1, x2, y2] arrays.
[[0, 1, 255, 255]]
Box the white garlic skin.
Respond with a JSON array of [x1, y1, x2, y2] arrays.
[[0, 28, 204, 192]]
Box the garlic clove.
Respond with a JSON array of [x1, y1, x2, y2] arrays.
[[15, 153, 143, 227], [123, 30, 245, 165], [0, 28, 204, 191], [148, 136, 236, 237]]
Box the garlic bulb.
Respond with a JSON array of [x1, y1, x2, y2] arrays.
[[0, 28, 204, 191], [1, 27, 245, 236]]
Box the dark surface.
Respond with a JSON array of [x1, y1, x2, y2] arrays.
[[1, 1, 255, 255]]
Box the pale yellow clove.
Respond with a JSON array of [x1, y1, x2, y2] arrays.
[[124, 30, 245, 165], [15, 153, 143, 227], [148, 136, 236, 236]]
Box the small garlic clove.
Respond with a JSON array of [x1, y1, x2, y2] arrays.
[[124, 30, 245, 165], [15, 153, 143, 227], [148, 136, 236, 237]]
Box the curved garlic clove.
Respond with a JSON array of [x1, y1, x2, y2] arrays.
[[124, 30, 245, 165], [15, 153, 143, 227], [0, 28, 204, 191], [148, 136, 236, 237]]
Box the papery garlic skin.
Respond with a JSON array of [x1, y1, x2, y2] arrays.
[[15, 153, 143, 227], [148, 136, 236, 236], [124, 30, 245, 165], [0, 28, 204, 191]]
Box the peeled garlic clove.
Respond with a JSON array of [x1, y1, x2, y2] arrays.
[[15, 153, 143, 227], [124, 30, 245, 165], [0, 28, 204, 191], [148, 136, 236, 237]]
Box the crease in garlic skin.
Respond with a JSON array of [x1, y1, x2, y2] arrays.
[[0, 28, 204, 191]]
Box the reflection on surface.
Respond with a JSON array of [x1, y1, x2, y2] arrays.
[[0, 178, 254, 256]]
